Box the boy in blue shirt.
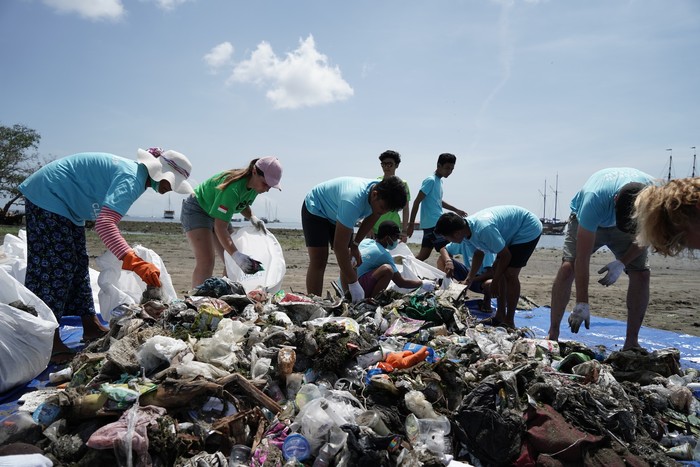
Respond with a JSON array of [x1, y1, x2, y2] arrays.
[[435, 206, 542, 328], [356, 222, 435, 297], [407, 153, 467, 261], [302, 176, 407, 303], [547, 168, 656, 351]]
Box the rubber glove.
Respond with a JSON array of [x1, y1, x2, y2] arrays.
[[568, 302, 591, 333], [233, 251, 263, 274], [347, 281, 365, 303], [377, 347, 429, 372], [122, 250, 161, 287], [249, 215, 267, 233], [420, 280, 436, 292], [598, 260, 624, 286]]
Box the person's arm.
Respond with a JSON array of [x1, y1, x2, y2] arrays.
[[407, 191, 426, 238], [214, 218, 237, 256], [574, 227, 596, 304], [392, 271, 422, 289], [334, 223, 358, 285], [94, 207, 131, 259], [463, 249, 485, 286], [442, 200, 467, 217], [401, 203, 410, 242]]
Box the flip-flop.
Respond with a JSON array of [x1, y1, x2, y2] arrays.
[[50, 350, 76, 365], [478, 316, 515, 329]]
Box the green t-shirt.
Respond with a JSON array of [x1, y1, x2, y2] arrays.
[[372, 177, 411, 234], [194, 173, 258, 222]]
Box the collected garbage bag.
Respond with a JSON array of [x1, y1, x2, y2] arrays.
[[0, 268, 57, 392], [224, 226, 286, 293], [96, 244, 177, 321], [0, 230, 27, 284], [389, 255, 445, 293]]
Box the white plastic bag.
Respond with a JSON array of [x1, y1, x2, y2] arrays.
[[0, 230, 28, 284], [224, 226, 286, 293], [96, 244, 177, 322], [0, 268, 58, 393], [388, 256, 445, 293]]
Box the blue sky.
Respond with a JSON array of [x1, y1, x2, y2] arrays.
[[2, 0, 699, 223]]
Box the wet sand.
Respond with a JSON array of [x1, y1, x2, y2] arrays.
[[94, 221, 700, 337]]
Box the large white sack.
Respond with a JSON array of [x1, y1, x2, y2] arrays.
[[0, 230, 27, 284], [224, 226, 286, 293], [96, 244, 177, 322], [0, 268, 57, 393]]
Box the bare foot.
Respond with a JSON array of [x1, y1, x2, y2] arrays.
[[81, 315, 109, 341]]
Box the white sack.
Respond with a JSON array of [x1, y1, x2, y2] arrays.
[[224, 226, 286, 293]]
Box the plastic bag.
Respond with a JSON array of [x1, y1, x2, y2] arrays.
[[0, 230, 27, 284], [96, 244, 177, 321], [388, 256, 445, 293], [0, 268, 58, 393], [224, 226, 286, 293]]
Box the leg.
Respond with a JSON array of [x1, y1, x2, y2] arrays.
[[547, 260, 575, 341], [370, 265, 394, 297], [306, 246, 329, 296], [481, 279, 493, 311], [503, 267, 521, 327], [623, 270, 650, 350], [213, 231, 227, 278], [186, 227, 217, 287]]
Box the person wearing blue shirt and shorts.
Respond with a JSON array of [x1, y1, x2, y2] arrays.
[[407, 153, 467, 261], [435, 206, 542, 328], [437, 240, 496, 312], [302, 176, 407, 303], [547, 167, 656, 351]]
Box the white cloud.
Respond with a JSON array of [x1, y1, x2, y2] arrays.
[[149, 0, 193, 11], [43, 0, 125, 20], [228, 35, 354, 109], [203, 42, 234, 72]]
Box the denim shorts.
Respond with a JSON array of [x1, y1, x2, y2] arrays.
[[181, 194, 214, 232]]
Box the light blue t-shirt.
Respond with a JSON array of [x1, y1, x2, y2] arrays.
[[446, 240, 496, 274], [465, 205, 543, 254], [357, 238, 398, 277], [570, 168, 656, 232], [19, 153, 147, 226], [305, 177, 379, 229], [418, 174, 443, 229]]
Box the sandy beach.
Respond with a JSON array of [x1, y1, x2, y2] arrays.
[[84, 221, 700, 337]]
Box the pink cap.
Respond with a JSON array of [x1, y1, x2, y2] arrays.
[[256, 156, 282, 190]]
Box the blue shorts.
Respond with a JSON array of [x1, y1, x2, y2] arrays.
[[181, 194, 215, 232], [450, 258, 490, 294], [421, 227, 448, 252]]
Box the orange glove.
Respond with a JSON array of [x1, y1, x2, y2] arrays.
[[377, 347, 429, 372], [121, 250, 161, 287]]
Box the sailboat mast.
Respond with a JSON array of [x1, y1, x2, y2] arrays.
[[692, 147, 697, 178], [666, 148, 673, 182], [538, 179, 547, 220], [549, 173, 559, 221]]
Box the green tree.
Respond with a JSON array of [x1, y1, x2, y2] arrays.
[[0, 124, 43, 218]]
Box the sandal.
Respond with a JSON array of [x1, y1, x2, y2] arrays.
[[478, 316, 515, 329]]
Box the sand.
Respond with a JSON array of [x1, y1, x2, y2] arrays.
[[92, 221, 700, 337]]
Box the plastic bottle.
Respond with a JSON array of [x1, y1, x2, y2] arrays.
[[312, 443, 334, 467]]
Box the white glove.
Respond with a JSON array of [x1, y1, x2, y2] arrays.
[[568, 302, 591, 333], [597, 260, 624, 286], [347, 281, 365, 304], [420, 280, 436, 292], [233, 251, 262, 274], [249, 215, 267, 233]]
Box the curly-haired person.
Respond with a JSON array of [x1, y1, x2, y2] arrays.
[[634, 177, 700, 256]]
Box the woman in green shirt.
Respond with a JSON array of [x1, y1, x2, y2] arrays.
[[181, 156, 282, 287]]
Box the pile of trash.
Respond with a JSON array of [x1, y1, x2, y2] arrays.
[[2, 275, 700, 466]]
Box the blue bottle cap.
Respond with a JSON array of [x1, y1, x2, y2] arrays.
[[282, 433, 311, 461]]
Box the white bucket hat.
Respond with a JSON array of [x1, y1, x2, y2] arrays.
[[136, 147, 194, 194]]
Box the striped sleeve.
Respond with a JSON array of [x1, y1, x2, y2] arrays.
[[94, 207, 131, 260]]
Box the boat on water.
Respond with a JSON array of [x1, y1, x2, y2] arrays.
[[539, 175, 567, 235], [163, 194, 175, 219]]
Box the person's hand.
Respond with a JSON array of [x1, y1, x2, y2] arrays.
[[233, 251, 263, 274], [443, 259, 455, 278], [249, 215, 267, 233], [377, 347, 428, 372], [568, 302, 591, 333], [350, 244, 363, 268], [420, 280, 436, 292], [347, 281, 365, 303], [597, 260, 624, 286], [122, 250, 161, 287]]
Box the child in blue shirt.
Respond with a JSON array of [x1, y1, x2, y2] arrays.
[[437, 240, 496, 312]]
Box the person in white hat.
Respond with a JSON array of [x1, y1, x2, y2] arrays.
[[181, 156, 282, 288], [19, 147, 194, 364]]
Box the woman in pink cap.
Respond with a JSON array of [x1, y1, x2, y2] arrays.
[[181, 156, 282, 288]]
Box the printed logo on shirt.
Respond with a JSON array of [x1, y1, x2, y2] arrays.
[[218, 205, 229, 214]]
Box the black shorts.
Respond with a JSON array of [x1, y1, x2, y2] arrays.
[[421, 227, 448, 252], [507, 236, 541, 268], [301, 202, 336, 248]]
